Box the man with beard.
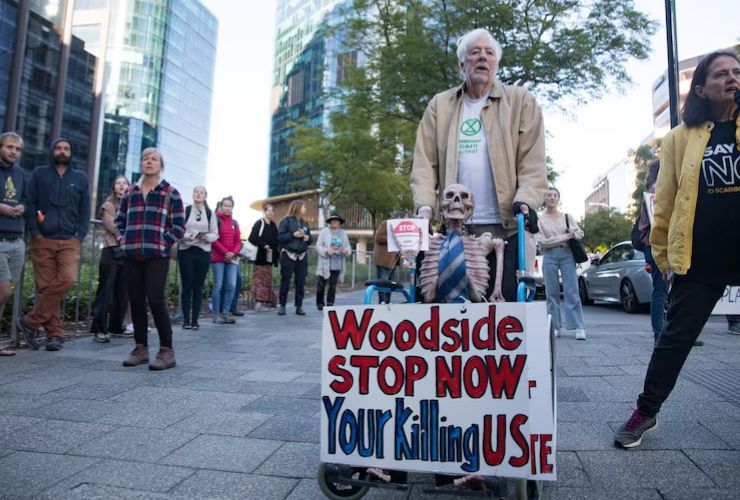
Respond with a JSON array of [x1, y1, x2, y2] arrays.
[[17, 138, 90, 351], [0, 132, 26, 356]]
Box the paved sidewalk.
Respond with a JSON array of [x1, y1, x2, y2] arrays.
[[0, 292, 738, 499]]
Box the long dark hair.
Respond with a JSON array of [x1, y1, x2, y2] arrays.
[[105, 175, 130, 209], [682, 50, 740, 127]]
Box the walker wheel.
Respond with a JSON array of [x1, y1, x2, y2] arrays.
[[317, 462, 369, 500]]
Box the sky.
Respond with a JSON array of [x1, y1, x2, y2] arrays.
[[201, 0, 740, 226]]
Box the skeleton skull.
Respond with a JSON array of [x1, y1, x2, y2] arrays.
[[441, 184, 474, 221]]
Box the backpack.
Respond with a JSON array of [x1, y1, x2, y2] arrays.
[[185, 204, 213, 225], [631, 214, 650, 251]]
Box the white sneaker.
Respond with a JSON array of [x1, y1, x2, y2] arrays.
[[553, 329, 560, 338], [575, 328, 587, 340]]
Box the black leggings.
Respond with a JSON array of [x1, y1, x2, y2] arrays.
[[178, 247, 211, 323], [125, 258, 173, 348], [637, 275, 725, 417]]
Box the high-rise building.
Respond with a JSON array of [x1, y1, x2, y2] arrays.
[[72, 0, 217, 207], [1, 0, 97, 175], [268, 0, 344, 198]]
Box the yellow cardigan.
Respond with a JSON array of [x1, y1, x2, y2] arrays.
[[651, 115, 740, 274]]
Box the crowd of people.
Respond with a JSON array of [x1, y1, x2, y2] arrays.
[[0, 134, 357, 368]]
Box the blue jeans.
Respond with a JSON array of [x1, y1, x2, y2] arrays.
[[211, 262, 237, 313], [543, 246, 584, 331], [376, 266, 397, 303], [644, 246, 668, 340], [220, 265, 242, 312]]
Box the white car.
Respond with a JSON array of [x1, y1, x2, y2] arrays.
[[533, 249, 592, 297]]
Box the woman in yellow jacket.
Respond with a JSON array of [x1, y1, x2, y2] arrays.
[[615, 50, 740, 449]]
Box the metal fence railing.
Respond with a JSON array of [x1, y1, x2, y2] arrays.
[[3, 227, 381, 346]]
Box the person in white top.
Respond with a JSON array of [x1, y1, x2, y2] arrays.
[[410, 27, 548, 301], [177, 186, 218, 329], [535, 187, 587, 340]]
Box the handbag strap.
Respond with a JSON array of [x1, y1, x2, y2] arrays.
[[564, 213, 570, 230]]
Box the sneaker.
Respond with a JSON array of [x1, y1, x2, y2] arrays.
[[213, 313, 226, 324], [93, 332, 110, 343], [45, 336, 64, 351], [317, 304, 324, 311], [575, 328, 587, 340], [17, 317, 42, 350], [728, 323, 740, 335], [182, 321, 192, 330], [693, 339, 704, 346], [191, 322, 200, 330], [230, 310, 245, 317], [254, 302, 270, 312], [122, 344, 149, 366], [277, 306, 286, 316], [614, 408, 657, 449], [296, 307, 306, 316], [223, 312, 236, 324], [109, 328, 133, 338], [148, 347, 176, 370]]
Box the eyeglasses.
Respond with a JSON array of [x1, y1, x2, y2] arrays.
[[196, 208, 202, 222]]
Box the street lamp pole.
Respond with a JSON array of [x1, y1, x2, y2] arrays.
[[664, 0, 681, 128]]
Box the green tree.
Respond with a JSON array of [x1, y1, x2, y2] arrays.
[[580, 208, 632, 252], [290, 0, 656, 218]]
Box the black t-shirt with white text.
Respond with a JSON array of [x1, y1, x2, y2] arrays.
[[689, 121, 740, 284]]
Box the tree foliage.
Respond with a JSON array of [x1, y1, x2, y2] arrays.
[[580, 208, 633, 252], [289, 0, 656, 220]]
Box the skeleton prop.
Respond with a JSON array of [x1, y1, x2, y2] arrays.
[[418, 184, 506, 303]]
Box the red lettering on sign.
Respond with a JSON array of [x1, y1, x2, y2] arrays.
[[328, 355, 352, 393], [497, 316, 523, 350], [329, 309, 374, 350]]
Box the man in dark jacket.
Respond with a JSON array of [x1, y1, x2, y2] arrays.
[[0, 132, 27, 356], [17, 138, 90, 351]]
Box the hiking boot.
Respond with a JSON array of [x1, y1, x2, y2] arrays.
[[277, 306, 286, 316], [17, 317, 42, 350], [122, 344, 149, 367], [296, 307, 306, 316], [45, 336, 64, 351], [223, 312, 236, 324], [149, 347, 176, 370], [230, 309, 245, 316], [213, 313, 226, 324], [614, 408, 657, 449], [575, 328, 587, 340]]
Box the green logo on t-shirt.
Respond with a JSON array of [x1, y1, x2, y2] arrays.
[[461, 118, 482, 136]]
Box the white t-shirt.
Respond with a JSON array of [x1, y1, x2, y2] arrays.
[[457, 95, 500, 224]]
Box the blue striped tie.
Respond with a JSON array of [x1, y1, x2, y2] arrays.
[[437, 231, 469, 303]]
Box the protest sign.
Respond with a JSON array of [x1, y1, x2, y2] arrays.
[[320, 302, 556, 480], [712, 286, 740, 315], [386, 218, 429, 253]]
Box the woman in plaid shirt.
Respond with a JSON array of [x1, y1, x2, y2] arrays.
[[115, 148, 185, 370]]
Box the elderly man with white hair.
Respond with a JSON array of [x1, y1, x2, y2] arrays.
[[411, 27, 548, 302]]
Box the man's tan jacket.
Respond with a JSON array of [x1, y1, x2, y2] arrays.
[[411, 80, 547, 232]]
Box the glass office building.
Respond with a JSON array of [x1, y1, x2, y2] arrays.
[[268, 0, 348, 197], [1, 0, 97, 174], [72, 0, 216, 206]]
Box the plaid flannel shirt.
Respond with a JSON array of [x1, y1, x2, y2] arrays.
[[115, 180, 185, 260]]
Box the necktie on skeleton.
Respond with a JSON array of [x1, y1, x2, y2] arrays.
[[437, 231, 469, 303]]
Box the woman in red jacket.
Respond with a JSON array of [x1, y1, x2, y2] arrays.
[[211, 196, 240, 324]]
